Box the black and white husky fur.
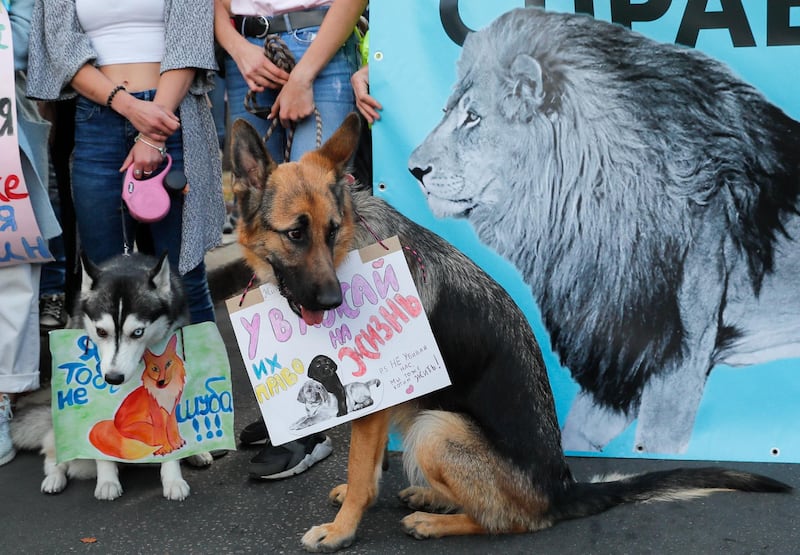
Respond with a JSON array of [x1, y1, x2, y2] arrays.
[[11, 252, 211, 501]]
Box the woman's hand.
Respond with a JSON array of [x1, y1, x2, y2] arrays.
[[269, 72, 315, 127], [121, 97, 181, 141], [119, 135, 167, 178], [234, 40, 291, 92], [351, 65, 381, 124]]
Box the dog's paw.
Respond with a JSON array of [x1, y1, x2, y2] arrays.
[[94, 480, 123, 501], [328, 484, 347, 506], [400, 511, 440, 540], [41, 473, 67, 494], [163, 479, 190, 501], [301, 523, 356, 553], [399, 486, 457, 513], [184, 451, 213, 467]]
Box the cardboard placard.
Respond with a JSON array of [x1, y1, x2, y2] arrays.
[[50, 323, 236, 463], [226, 237, 450, 446], [0, 7, 53, 266]]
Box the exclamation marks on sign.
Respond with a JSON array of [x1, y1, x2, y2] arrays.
[[192, 415, 224, 441]]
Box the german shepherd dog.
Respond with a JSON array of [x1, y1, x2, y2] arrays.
[[229, 113, 791, 552]]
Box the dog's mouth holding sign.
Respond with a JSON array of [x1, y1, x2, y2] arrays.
[[270, 262, 342, 327]]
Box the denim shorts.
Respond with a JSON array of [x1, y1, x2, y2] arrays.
[[71, 91, 214, 323], [224, 24, 359, 162]]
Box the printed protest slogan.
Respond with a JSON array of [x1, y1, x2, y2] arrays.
[[227, 238, 450, 446], [0, 7, 53, 266], [371, 1, 800, 462], [50, 323, 236, 463]]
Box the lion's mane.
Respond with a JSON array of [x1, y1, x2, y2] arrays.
[[458, 9, 800, 412]]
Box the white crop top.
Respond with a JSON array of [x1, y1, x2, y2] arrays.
[[76, 0, 166, 65]]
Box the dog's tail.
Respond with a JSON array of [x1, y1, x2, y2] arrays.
[[550, 468, 791, 521], [10, 404, 53, 451]]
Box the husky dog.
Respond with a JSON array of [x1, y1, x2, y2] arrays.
[[11, 252, 212, 501], [229, 113, 791, 552]]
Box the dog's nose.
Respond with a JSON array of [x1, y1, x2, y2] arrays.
[[105, 372, 124, 385], [409, 165, 432, 185], [316, 286, 343, 310]]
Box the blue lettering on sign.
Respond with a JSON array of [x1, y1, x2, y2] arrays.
[[54, 335, 121, 410], [176, 376, 233, 442]]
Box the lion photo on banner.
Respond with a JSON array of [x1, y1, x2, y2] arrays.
[[370, 1, 800, 461]]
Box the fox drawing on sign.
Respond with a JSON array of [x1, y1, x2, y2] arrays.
[[89, 335, 187, 459]]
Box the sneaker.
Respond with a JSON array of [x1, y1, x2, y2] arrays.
[[239, 419, 269, 446], [0, 394, 15, 466], [249, 433, 332, 480], [40, 293, 67, 329]]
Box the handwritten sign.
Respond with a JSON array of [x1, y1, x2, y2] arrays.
[[0, 7, 53, 266], [49, 322, 236, 463], [226, 237, 451, 446]]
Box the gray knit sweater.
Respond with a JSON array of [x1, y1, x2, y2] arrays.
[[26, 0, 224, 274]]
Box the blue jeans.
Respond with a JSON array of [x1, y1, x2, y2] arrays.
[[40, 158, 66, 296], [224, 23, 359, 162], [209, 72, 227, 150], [71, 91, 215, 323]]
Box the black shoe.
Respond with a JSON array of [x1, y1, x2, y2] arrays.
[[39, 293, 67, 329], [249, 433, 333, 480], [239, 419, 269, 446]]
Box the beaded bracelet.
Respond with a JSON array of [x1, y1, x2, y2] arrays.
[[106, 84, 127, 108], [134, 133, 168, 158]]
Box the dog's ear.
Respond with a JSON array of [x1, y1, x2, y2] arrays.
[[149, 251, 172, 296], [316, 112, 361, 174], [80, 250, 100, 293], [297, 384, 308, 403], [230, 119, 277, 189], [229, 119, 277, 223]]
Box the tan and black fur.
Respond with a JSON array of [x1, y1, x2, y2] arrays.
[[230, 113, 791, 552]]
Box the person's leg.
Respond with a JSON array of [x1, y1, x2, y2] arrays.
[[209, 72, 228, 151], [40, 159, 68, 329], [71, 96, 136, 265], [0, 264, 42, 465], [239, 24, 358, 479], [224, 43, 286, 162], [147, 124, 216, 324], [283, 30, 359, 161]]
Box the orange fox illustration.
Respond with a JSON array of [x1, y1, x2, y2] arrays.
[[89, 334, 187, 460]]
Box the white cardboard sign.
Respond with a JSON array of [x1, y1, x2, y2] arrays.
[[226, 237, 450, 445]]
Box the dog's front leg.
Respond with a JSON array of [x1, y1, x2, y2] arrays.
[[40, 428, 69, 494], [160, 460, 190, 501], [301, 410, 390, 552], [94, 460, 123, 500]]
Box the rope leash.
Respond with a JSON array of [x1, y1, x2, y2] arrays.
[[356, 210, 427, 284], [244, 34, 323, 161]]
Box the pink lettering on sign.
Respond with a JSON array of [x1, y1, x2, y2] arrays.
[[338, 293, 423, 377]]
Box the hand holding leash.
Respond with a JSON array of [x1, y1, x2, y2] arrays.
[[120, 134, 167, 177], [122, 154, 173, 223], [270, 72, 315, 127], [235, 40, 290, 92]]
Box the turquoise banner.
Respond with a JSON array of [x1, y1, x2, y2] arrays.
[[372, 1, 800, 461]]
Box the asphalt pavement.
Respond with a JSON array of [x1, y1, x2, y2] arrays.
[[3, 235, 800, 554]]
